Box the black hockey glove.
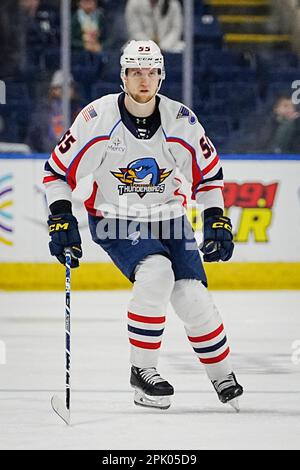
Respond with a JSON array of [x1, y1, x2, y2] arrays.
[[201, 215, 234, 262], [47, 213, 82, 268]]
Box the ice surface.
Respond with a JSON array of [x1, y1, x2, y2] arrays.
[[1, 290, 300, 450]]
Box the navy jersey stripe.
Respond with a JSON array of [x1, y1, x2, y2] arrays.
[[44, 161, 66, 181], [201, 168, 223, 185]]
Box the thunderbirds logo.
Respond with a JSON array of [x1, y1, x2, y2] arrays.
[[111, 157, 172, 198]]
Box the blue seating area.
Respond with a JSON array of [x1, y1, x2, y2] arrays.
[[2, 44, 299, 152], [0, 103, 30, 143], [91, 81, 120, 101], [194, 15, 223, 48], [0, 0, 299, 153]]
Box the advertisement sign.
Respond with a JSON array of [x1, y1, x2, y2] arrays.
[[0, 155, 299, 263]]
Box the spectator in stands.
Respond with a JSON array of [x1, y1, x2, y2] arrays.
[[71, 0, 106, 53], [255, 95, 300, 153], [125, 0, 184, 52], [26, 70, 83, 153], [18, 0, 58, 45], [18, 0, 59, 71]]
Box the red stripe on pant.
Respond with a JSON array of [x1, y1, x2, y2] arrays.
[[129, 338, 161, 350], [199, 347, 230, 364], [188, 324, 224, 343], [128, 312, 165, 324]]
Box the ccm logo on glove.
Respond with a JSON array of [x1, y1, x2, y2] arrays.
[[212, 219, 232, 231], [49, 221, 70, 232], [47, 213, 82, 268], [201, 215, 234, 263]]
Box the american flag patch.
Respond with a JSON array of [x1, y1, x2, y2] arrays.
[[82, 105, 98, 122]]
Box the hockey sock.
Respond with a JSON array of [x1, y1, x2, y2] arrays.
[[171, 279, 233, 381], [128, 254, 175, 368]]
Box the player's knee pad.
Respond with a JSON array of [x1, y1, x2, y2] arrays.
[[129, 254, 175, 314], [170, 279, 220, 328]]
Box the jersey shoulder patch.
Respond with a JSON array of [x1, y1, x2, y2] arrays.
[[176, 105, 197, 125], [81, 103, 98, 122], [158, 94, 202, 137], [79, 94, 121, 135]]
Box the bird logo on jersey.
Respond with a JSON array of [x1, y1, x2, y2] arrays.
[[111, 157, 172, 198]]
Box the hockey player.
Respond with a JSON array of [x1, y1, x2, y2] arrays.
[[44, 40, 243, 411]]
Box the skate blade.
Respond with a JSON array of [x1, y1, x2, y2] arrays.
[[228, 397, 240, 413], [51, 395, 70, 425], [133, 390, 171, 410]]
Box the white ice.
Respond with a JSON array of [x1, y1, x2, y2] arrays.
[[1, 290, 300, 450]]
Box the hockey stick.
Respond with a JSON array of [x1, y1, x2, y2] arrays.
[[51, 248, 72, 425]]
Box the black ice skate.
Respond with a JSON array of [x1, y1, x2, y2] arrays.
[[130, 366, 174, 410], [212, 372, 243, 412]]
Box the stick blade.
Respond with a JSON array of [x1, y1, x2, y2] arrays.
[[228, 397, 240, 413], [51, 395, 70, 425]]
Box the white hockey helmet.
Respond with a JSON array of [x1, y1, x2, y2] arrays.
[[120, 40, 165, 80]]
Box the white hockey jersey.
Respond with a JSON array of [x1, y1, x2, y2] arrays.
[[43, 93, 224, 221]]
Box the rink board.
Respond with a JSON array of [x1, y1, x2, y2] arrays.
[[0, 154, 299, 289], [1, 261, 300, 291]]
